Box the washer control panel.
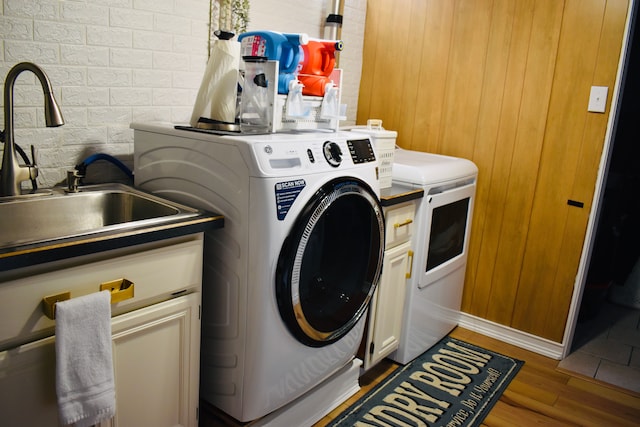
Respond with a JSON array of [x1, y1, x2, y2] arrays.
[[323, 141, 343, 167], [252, 134, 377, 174]]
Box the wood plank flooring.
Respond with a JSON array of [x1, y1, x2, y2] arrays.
[[200, 327, 640, 426], [315, 327, 640, 426]]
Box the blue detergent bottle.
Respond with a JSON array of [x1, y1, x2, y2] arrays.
[[238, 31, 309, 94]]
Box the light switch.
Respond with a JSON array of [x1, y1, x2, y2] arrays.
[[588, 86, 608, 113]]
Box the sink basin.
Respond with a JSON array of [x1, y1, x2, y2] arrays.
[[0, 183, 201, 250]]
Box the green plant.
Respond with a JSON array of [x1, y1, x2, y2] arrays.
[[217, 0, 250, 35]]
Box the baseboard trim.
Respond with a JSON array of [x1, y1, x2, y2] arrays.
[[459, 312, 564, 360]]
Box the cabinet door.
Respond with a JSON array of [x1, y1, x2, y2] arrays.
[[102, 292, 200, 427], [364, 241, 411, 370], [0, 335, 58, 426], [0, 293, 200, 427]]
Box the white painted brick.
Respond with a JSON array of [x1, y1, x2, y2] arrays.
[[5, 0, 58, 20], [189, 55, 209, 73], [12, 108, 38, 129], [41, 145, 81, 168], [172, 71, 205, 89], [172, 35, 208, 56], [133, 69, 172, 88], [110, 87, 152, 106], [191, 20, 210, 40], [88, 68, 132, 87], [152, 51, 191, 71], [154, 14, 192, 36], [88, 0, 132, 7], [34, 21, 85, 44], [61, 45, 110, 66], [173, 0, 210, 20], [62, 126, 108, 146], [109, 48, 152, 68], [38, 167, 67, 189], [5, 40, 59, 64], [2, 17, 34, 40], [93, 142, 133, 157], [45, 66, 87, 86], [132, 106, 172, 122], [11, 85, 59, 108], [62, 87, 109, 106], [87, 26, 132, 48], [133, 0, 174, 14], [171, 106, 195, 123], [14, 128, 61, 149], [110, 7, 154, 31], [133, 30, 172, 51], [39, 146, 86, 170], [152, 88, 194, 106], [107, 125, 134, 143], [87, 106, 132, 125], [248, 0, 325, 36], [55, 106, 88, 127], [60, 2, 109, 26]]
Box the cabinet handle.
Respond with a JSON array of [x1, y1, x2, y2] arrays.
[[100, 278, 135, 303], [42, 292, 71, 320], [406, 250, 414, 279], [42, 278, 135, 320], [394, 219, 413, 229]]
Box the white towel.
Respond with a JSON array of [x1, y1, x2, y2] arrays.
[[55, 290, 115, 427]]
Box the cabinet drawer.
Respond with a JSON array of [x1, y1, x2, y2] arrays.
[[0, 234, 203, 350], [384, 202, 416, 248]]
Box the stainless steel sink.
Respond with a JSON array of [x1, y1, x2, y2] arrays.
[[0, 183, 201, 250]]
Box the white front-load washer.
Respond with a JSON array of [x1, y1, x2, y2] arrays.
[[389, 147, 478, 364], [132, 123, 385, 422]]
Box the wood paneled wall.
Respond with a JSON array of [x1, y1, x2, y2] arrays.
[[359, 0, 630, 342]]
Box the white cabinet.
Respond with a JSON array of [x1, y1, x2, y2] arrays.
[[0, 234, 204, 427], [361, 201, 415, 370], [105, 293, 200, 427]]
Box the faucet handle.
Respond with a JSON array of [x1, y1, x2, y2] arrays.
[[30, 145, 37, 166], [28, 145, 39, 181]]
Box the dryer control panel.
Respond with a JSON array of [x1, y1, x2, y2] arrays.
[[346, 138, 376, 164]]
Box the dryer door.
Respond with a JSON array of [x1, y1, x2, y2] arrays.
[[276, 178, 385, 347]]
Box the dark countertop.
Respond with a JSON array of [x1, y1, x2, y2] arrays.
[[0, 210, 223, 273], [380, 184, 424, 207]]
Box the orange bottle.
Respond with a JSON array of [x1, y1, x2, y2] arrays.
[[298, 39, 343, 97]]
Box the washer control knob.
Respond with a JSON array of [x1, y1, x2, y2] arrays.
[[323, 141, 342, 167]]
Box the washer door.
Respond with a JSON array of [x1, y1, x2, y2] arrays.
[[276, 178, 385, 347]]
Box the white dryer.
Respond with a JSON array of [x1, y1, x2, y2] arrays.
[[389, 147, 478, 364], [132, 123, 385, 422]]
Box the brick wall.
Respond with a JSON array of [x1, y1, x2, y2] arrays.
[[1, 0, 366, 189]]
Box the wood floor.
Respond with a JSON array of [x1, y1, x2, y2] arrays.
[[201, 327, 640, 426], [314, 327, 640, 427]]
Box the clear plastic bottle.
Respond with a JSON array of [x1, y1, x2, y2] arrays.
[[240, 58, 271, 134]]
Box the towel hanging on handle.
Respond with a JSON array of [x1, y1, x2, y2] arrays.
[[55, 290, 115, 427]]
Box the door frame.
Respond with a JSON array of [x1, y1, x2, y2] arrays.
[[562, 0, 638, 358]]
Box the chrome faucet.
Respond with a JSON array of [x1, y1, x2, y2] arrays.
[[1, 62, 65, 196]]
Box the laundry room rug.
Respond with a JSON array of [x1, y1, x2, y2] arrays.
[[327, 337, 523, 427]]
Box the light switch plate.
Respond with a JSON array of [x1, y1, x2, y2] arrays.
[[588, 86, 608, 113]]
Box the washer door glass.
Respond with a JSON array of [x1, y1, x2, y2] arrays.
[[276, 178, 385, 347]]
